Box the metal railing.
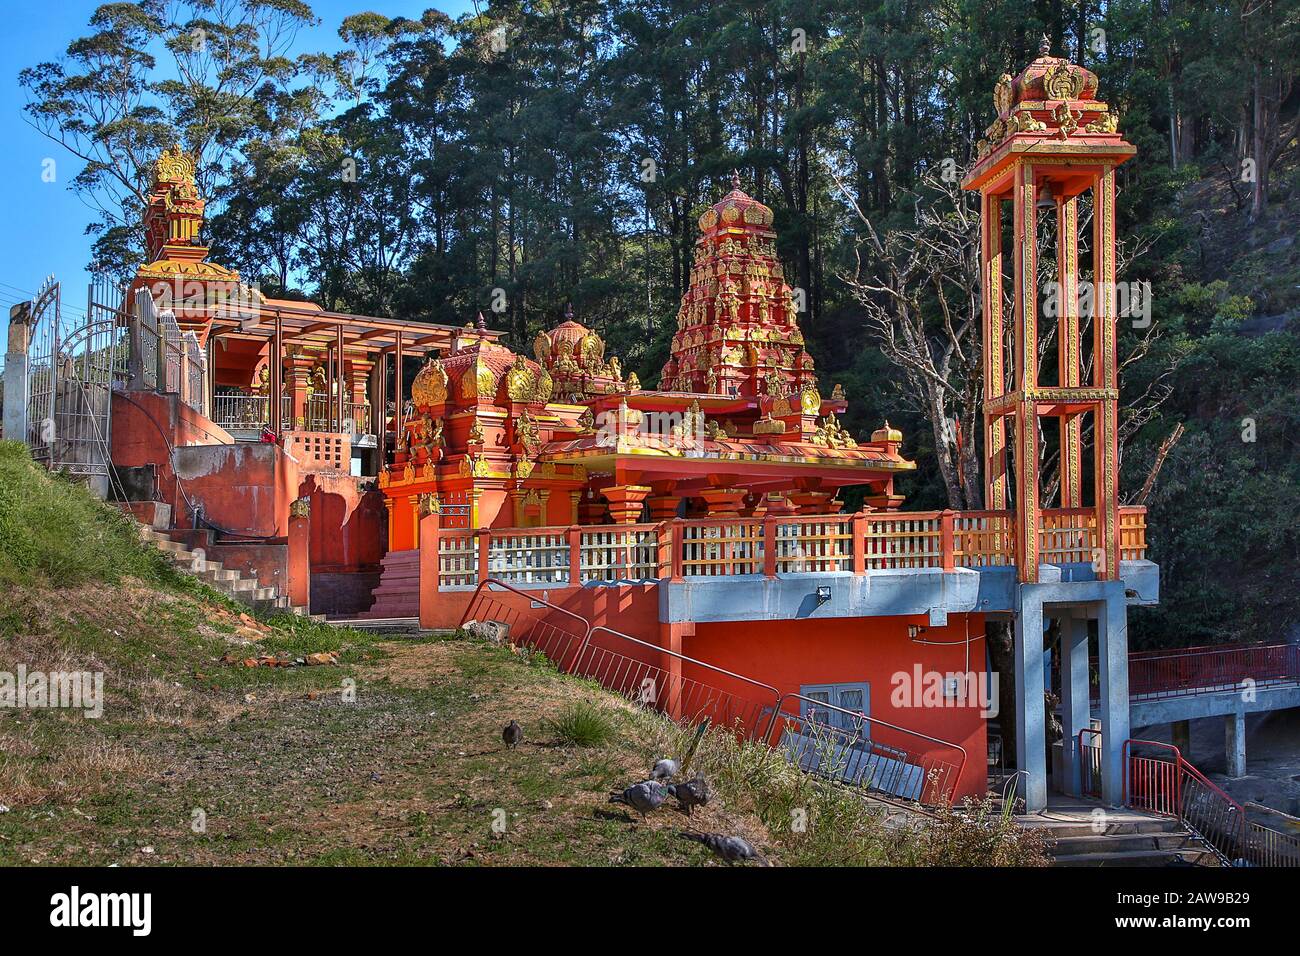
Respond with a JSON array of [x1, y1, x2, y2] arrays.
[[1127, 643, 1300, 700], [458, 579, 969, 807], [212, 393, 274, 430], [1123, 738, 1300, 867]]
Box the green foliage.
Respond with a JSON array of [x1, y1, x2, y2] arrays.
[[19, 2, 1300, 646], [544, 700, 616, 747], [0, 441, 169, 587]]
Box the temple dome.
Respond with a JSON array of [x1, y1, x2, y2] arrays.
[[698, 171, 773, 232], [533, 308, 624, 402]]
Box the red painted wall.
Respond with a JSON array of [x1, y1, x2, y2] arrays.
[[112, 390, 298, 536], [299, 473, 386, 572], [685, 614, 988, 801]]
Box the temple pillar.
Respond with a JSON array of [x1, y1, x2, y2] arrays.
[[646, 495, 683, 521], [578, 494, 607, 525], [349, 357, 374, 436], [603, 484, 650, 524], [287, 497, 311, 610], [698, 487, 748, 519], [762, 492, 799, 517], [286, 352, 314, 430]]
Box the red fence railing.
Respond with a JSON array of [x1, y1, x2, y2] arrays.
[[459, 579, 968, 806], [1123, 738, 1300, 867], [1128, 643, 1300, 700], [428, 505, 1148, 589]]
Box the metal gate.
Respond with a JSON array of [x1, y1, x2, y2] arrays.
[[23, 276, 126, 478]]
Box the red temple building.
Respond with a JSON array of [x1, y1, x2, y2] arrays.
[[5, 42, 1169, 814]]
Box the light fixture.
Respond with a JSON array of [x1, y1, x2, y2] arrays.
[[816, 586, 831, 604], [908, 623, 929, 640]]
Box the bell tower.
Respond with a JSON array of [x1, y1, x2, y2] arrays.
[[962, 37, 1135, 583]]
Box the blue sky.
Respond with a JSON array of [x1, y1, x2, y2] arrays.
[[0, 1, 474, 321]]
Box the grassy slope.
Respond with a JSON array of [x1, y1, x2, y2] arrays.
[[0, 443, 1046, 866]]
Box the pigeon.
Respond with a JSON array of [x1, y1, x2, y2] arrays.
[[669, 776, 711, 817], [502, 720, 523, 749], [679, 831, 760, 864], [651, 758, 679, 781], [608, 781, 671, 820]]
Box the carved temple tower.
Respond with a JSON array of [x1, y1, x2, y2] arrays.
[[660, 173, 818, 400]]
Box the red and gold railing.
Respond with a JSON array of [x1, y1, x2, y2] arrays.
[[427, 505, 1147, 589]]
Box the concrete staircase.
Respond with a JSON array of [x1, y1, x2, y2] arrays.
[[1016, 796, 1220, 867], [132, 519, 321, 620], [361, 549, 420, 619]]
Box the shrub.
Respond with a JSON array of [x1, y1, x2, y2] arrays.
[[545, 701, 615, 747]]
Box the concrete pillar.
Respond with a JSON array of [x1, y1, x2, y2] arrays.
[[1172, 719, 1191, 756], [657, 622, 691, 721], [4, 302, 32, 444], [1225, 711, 1246, 778], [1096, 586, 1130, 806], [1014, 586, 1047, 812], [1058, 615, 1091, 797]]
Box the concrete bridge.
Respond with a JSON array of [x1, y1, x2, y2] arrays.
[[1122, 642, 1300, 779]]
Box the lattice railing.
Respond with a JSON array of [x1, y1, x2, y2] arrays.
[[422, 506, 1147, 589], [486, 530, 570, 584], [437, 532, 477, 589], [773, 517, 854, 573], [862, 513, 943, 569], [678, 520, 763, 576], [579, 526, 659, 582]]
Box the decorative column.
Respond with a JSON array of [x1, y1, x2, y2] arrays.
[[603, 484, 651, 524], [982, 191, 1008, 510], [1093, 167, 1122, 581], [1056, 193, 1084, 509], [787, 490, 838, 515], [287, 497, 311, 610], [286, 351, 314, 430], [645, 481, 682, 521], [349, 357, 374, 435], [1012, 161, 1041, 582]]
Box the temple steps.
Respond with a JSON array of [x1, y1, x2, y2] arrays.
[[1015, 797, 1220, 867], [361, 549, 420, 619], [131, 521, 323, 622]]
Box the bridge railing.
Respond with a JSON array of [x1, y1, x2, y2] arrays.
[[425, 505, 1147, 588], [1127, 642, 1300, 700]]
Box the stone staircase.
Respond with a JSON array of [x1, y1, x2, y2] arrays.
[[1016, 796, 1220, 867], [133, 521, 321, 620], [361, 549, 420, 619]]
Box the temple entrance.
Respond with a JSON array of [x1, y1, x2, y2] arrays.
[[22, 276, 126, 489]]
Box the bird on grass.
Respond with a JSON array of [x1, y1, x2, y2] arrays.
[[669, 776, 711, 817], [651, 720, 710, 782], [651, 758, 679, 781], [678, 831, 761, 864], [502, 720, 523, 750], [608, 781, 671, 821]]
